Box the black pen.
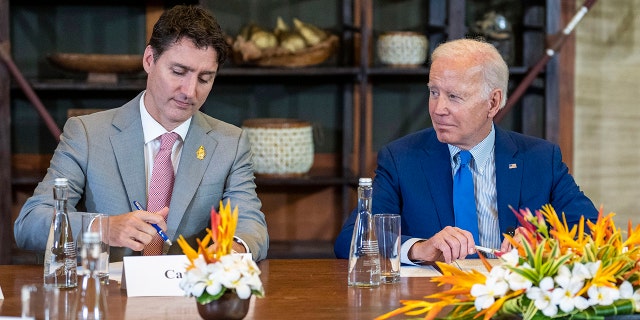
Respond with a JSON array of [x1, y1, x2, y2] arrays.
[[132, 200, 172, 246]]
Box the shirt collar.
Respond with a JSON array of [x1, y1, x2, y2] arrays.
[[139, 91, 191, 144], [448, 124, 496, 169]]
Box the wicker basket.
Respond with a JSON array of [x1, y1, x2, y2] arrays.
[[232, 34, 339, 68], [376, 32, 428, 67], [242, 118, 314, 177]]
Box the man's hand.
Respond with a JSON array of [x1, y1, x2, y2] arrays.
[[109, 207, 169, 251], [500, 226, 525, 253], [408, 226, 476, 263], [231, 241, 246, 254]]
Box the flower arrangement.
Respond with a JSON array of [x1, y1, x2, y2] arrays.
[[377, 204, 640, 320], [177, 200, 265, 305]]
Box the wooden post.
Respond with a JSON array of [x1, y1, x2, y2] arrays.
[[146, 1, 164, 44], [0, 0, 12, 264]]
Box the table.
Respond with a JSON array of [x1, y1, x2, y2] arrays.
[[0, 259, 442, 319]]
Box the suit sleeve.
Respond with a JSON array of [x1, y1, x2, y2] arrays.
[[14, 117, 89, 251], [222, 130, 269, 261], [548, 144, 598, 225], [333, 145, 402, 258]]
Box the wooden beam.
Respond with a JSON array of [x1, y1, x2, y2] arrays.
[[145, 1, 164, 44], [558, 0, 577, 171], [0, 0, 12, 264]]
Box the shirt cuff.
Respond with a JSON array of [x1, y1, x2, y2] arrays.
[[401, 237, 426, 266], [233, 236, 250, 254]]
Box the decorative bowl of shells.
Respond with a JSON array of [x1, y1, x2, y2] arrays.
[[376, 31, 428, 67]]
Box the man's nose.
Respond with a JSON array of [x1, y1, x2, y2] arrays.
[[431, 97, 447, 114], [181, 76, 198, 97]]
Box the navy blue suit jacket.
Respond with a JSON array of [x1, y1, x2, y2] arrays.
[[334, 126, 597, 258]]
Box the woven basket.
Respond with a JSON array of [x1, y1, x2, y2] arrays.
[[242, 118, 314, 177], [232, 34, 339, 68]]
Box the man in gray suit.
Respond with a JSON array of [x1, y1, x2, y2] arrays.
[[14, 5, 269, 262]]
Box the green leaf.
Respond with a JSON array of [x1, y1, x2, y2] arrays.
[[570, 300, 636, 319], [196, 287, 227, 304]]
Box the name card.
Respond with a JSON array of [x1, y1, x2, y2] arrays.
[[122, 255, 189, 297]]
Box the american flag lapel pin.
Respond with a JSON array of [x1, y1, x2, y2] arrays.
[[509, 163, 517, 169]]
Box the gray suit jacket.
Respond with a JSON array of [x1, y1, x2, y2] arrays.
[[15, 92, 269, 261]]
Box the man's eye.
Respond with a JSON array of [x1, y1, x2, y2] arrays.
[[172, 68, 186, 75], [199, 77, 213, 84]]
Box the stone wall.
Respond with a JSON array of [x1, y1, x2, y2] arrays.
[[574, 0, 640, 225]]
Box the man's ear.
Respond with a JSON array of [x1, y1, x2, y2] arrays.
[[142, 45, 155, 72], [487, 89, 503, 118]]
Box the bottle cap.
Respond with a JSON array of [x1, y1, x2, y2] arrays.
[[358, 177, 372, 186], [54, 178, 69, 186]]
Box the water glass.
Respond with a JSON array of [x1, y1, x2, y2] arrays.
[[374, 214, 401, 283], [80, 213, 110, 284]]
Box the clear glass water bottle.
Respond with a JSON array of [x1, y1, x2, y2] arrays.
[[347, 177, 381, 287], [44, 177, 78, 289], [73, 232, 108, 320]]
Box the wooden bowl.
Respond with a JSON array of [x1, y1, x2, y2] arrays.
[[48, 53, 143, 74]]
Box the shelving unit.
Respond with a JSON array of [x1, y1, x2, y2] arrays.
[[0, 0, 565, 263]]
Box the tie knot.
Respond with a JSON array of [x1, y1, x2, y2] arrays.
[[160, 132, 180, 150], [458, 150, 472, 166]]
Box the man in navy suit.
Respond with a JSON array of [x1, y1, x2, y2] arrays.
[[334, 38, 597, 264]]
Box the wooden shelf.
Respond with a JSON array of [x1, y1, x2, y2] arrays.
[[256, 172, 357, 187], [12, 66, 530, 91], [220, 66, 359, 77], [10, 66, 359, 91], [366, 66, 530, 77]]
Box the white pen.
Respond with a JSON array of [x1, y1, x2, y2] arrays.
[[475, 245, 504, 257]]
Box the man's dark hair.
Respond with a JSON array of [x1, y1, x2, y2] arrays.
[[148, 5, 230, 66]]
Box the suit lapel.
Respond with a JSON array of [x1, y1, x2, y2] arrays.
[[166, 113, 218, 239], [495, 127, 521, 231], [111, 95, 147, 209], [419, 132, 455, 228]]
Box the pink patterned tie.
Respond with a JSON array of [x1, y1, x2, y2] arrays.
[[143, 132, 179, 255]]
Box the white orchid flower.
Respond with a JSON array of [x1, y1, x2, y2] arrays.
[[570, 262, 592, 281], [632, 289, 640, 312], [500, 248, 520, 267], [526, 277, 558, 317], [551, 264, 595, 312], [233, 278, 254, 299], [584, 261, 601, 279], [470, 269, 509, 311], [620, 281, 634, 299], [588, 285, 620, 306], [180, 254, 264, 300], [505, 269, 532, 291]]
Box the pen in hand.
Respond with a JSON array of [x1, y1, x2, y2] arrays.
[[475, 245, 505, 257], [132, 201, 172, 246]]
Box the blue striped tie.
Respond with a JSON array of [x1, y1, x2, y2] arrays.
[[453, 150, 479, 245]]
